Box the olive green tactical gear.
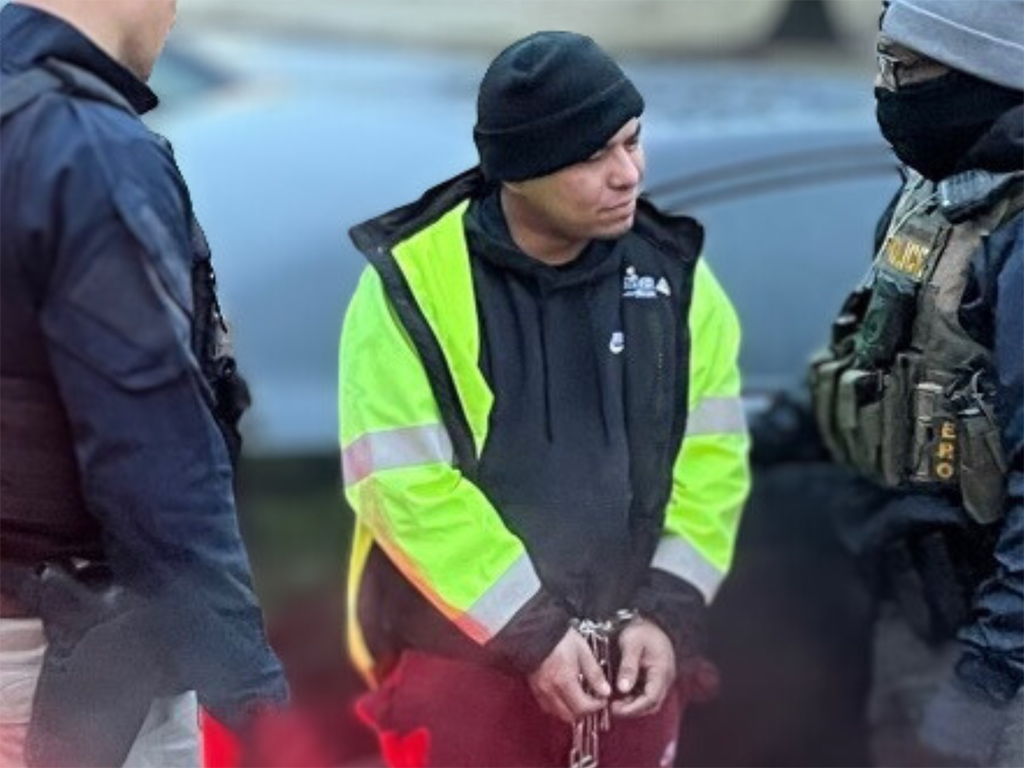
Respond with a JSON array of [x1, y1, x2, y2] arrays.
[[811, 170, 1023, 524]]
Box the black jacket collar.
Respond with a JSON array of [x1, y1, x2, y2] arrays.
[[0, 3, 158, 114]]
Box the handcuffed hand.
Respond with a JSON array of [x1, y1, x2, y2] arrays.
[[611, 617, 676, 718], [528, 628, 611, 724]]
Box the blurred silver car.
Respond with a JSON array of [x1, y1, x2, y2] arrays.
[[150, 31, 898, 456]]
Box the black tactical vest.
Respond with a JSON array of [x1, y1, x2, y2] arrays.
[[811, 169, 1023, 524], [0, 319, 102, 568], [0, 60, 249, 571]]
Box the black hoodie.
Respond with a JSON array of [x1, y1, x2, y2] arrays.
[[466, 189, 634, 620]]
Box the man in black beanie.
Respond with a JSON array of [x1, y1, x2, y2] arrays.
[[341, 30, 750, 767], [808, 1, 1023, 765]]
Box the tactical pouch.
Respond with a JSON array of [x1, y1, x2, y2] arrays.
[[809, 285, 876, 465], [809, 348, 853, 464], [957, 405, 1007, 525], [209, 353, 250, 466], [852, 276, 917, 370], [190, 223, 250, 468], [878, 352, 919, 487], [830, 286, 872, 348], [813, 350, 923, 488], [909, 374, 960, 493], [836, 368, 884, 480]]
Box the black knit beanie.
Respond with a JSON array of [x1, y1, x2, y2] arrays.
[[474, 31, 645, 182]]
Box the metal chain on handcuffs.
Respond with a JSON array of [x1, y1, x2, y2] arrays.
[[568, 608, 638, 768]]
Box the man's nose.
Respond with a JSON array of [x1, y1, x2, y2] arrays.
[[609, 148, 641, 189]]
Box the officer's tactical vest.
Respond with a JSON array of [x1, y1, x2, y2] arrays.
[[811, 169, 1023, 524]]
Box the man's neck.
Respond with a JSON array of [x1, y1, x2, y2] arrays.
[[500, 188, 587, 266], [17, 0, 132, 77]]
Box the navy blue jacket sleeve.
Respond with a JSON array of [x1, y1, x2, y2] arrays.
[[33, 100, 286, 724], [957, 213, 1024, 701]]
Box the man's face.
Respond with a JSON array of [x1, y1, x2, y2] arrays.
[[874, 34, 949, 92], [508, 118, 645, 242], [114, 0, 177, 80]]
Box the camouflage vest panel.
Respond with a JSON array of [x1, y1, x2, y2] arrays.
[[811, 171, 1023, 524]]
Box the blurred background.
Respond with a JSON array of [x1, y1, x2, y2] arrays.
[[147, 2, 899, 765]]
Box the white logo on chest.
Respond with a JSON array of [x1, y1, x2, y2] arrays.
[[623, 266, 671, 299]]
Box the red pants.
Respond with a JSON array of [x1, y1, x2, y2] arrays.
[[357, 651, 683, 768]]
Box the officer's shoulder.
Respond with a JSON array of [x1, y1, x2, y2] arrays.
[[993, 209, 1023, 260], [10, 89, 193, 281], [973, 209, 1024, 290], [23, 83, 177, 181]]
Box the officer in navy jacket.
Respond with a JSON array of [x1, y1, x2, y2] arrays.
[[0, 2, 286, 765]]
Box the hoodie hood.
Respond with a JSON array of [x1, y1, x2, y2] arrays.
[[961, 104, 1024, 175], [463, 188, 621, 293]]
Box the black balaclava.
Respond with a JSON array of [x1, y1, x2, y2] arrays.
[[875, 70, 1023, 181]]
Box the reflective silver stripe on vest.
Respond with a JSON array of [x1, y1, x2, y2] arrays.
[[685, 396, 747, 438], [342, 424, 453, 486], [465, 554, 541, 637], [651, 535, 725, 602]]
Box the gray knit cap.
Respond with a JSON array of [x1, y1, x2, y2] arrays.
[[882, 0, 1024, 90]]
